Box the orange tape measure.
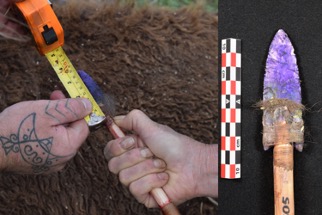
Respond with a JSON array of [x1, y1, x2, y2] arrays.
[[15, 0, 106, 129]]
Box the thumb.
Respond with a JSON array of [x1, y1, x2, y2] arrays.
[[44, 98, 92, 125], [113, 109, 159, 138]]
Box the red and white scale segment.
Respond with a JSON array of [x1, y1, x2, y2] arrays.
[[220, 38, 242, 179]]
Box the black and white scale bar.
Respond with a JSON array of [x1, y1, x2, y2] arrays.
[[220, 38, 242, 179]]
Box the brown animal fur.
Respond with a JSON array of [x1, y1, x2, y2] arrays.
[[0, 1, 218, 214]]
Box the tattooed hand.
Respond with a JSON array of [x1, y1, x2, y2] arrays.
[[104, 110, 218, 208], [0, 0, 28, 41], [0, 90, 92, 174]]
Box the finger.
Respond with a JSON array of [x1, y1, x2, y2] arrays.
[[104, 136, 137, 161], [50, 90, 66, 100], [129, 172, 169, 208], [65, 119, 90, 150], [108, 147, 153, 174], [43, 98, 92, 125], [119, 158, 166, 186], [113, 109, 160, 140]]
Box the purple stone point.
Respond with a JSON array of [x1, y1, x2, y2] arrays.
[[264, 29, 301, 103]]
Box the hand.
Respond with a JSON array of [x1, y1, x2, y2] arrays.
[[104, 109, 218, 208], [0, 0, 28, 41], [0, 90, 92, 174]]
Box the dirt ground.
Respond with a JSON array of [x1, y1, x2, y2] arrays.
[[0, 1, 218, 214]]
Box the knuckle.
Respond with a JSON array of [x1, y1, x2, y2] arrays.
[[118, 170, 129, 186], [107, 158, 118, 174], [152, 159, 166, 170], [128, 148, 144, 161], [104, 141, 114, 160], [128, 109, 144, 119], [129, 182, 140, 196]]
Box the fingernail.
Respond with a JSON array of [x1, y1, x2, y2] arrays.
[[82, 99, 92, 111], [120, 137, 135, 149], [157, 173, 168, 180], [153, 159, 165, 168], [140, 148, 152, 158]]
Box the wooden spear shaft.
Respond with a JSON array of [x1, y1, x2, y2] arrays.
[[273, 122, 294, 215]]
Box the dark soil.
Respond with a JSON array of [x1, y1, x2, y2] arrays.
[[0, 1, 218, 214]]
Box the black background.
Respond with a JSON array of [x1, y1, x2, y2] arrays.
[[219, 1, 322, 214]]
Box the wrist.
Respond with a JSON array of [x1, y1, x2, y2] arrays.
[[193, 143, 218, 198]]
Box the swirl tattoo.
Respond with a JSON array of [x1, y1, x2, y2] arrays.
[[0, 113, 65, 173]]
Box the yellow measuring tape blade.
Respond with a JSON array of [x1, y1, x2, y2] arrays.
[[45, 46, 106, 127]]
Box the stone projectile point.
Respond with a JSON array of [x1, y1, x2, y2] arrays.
[[264, 29, 301, 103]]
